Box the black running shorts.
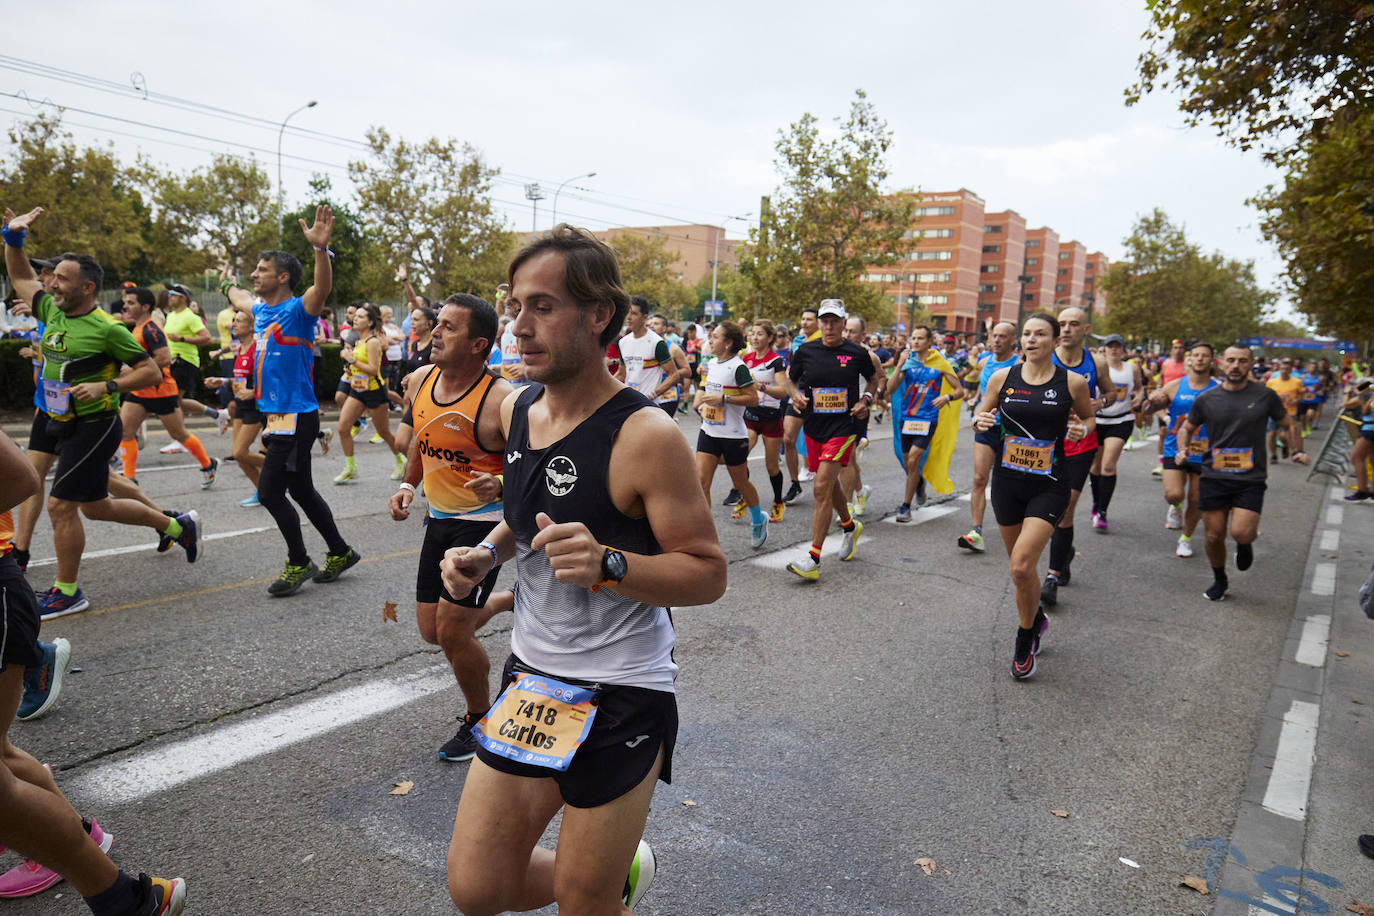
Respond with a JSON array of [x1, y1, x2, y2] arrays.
[[1162, 456, 1201, 474], [347, 387, 388, 409], [1198, 477, 1266, 514], [476, 654, 678, 809], [1061, 449, 1096, 492], [0, 554, 42, 674], [990, 472, 1071, 526], [417, 516, 501, 607], [696, 431, 749, 467], [900, 431, 934, 454], [169, 358, 200, 397], [1096, 420, 1132, 442], [124, 393, 180, 416], [29, 412, 122, 503], [233, 397, 264, 427]]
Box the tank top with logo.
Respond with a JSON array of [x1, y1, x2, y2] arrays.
[[995, 363, 1072, 483], [1164, 376, 1219, 462], [1051, 347, 1099, 456], [1096, 362, 1136, 424], [410, 367, 504, 520], [502, 384, 675, 691]]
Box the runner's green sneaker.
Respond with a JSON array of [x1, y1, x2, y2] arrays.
[[622, 839, 657, 909], [313, 547, 361, 583], [957, 529, 985, 552], [268, 560, 318, 597]]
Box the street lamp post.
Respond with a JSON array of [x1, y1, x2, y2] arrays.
[[709, 214, 750, 302], [1017, 274, 1034, 328], [551, 172, 596, 228], [524, 184, 546, 232], [276, 100, 317, 246]]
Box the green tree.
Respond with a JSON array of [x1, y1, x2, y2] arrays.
[[1252, 110, 1374, 342], [1127, 1, 1374, 160], [1099, 209, 1276, 344], [278, 175, 376, 307], [608, 232, 696, 318], [0, 114, 163, 284], [154, 153, 276, 276], [737, 90, 915, 327], [348, 127, 515, 302], [695, 264, 762, 320]]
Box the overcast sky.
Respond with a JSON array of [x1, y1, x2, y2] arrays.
[[5, 0, 1292, 318]]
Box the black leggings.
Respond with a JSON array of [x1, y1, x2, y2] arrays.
[[257, 410, 349, 566]]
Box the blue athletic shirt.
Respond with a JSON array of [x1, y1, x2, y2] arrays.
[[896, 356, 944, 425], [978, 353, 1020, 403], [30, 320, 45, 410], [252, 296, 319, 414], [1164, 376, 1219, 461], [1299, 371, 1321, 404]]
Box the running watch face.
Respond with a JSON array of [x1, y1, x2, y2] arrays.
[[602, 548, 628, 583]]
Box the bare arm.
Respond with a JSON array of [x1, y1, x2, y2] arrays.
[[299, 204, 335, 316], [2, 207, 44, 306], [1068, 372, 1094, 422], [972, 367, 1011, 431], [0, 430, 40, 514]]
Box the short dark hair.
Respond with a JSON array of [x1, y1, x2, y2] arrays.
[[357, 303, 383, 331], [57, 253, 103, 293], [1190, 340, 1215, 356], [716, 320, 746, 355], [442, 294, 499, 360], [1023, 312, 1060, 338], [412, 306, 437, 327], [257, 250, 303, 290], [911, 324, 934, 341], [752, 318, 774, 339], [629, 295, 652, 316], [508, 224, 630, 348], [125, 286, 156, 309], [801, 307, 818, 318]]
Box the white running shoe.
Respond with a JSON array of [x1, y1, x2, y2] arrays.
[[1175, 535, 1194, 558], [1165, 504, 1183, 529], [159, 441, 187, 455], [215, 410, 229, 436]]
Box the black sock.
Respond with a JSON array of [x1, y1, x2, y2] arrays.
[[12, 547, 29, 570], [1212, 565, 1227, 582], [1097, 474, 1117, 512], [1049, 526, 1074, 572], [1088, 473, 1102, 513], [770, 472, 783, 503], [85, 871, 140, 916]]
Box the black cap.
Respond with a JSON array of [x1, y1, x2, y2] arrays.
[[1103, 333, 1125, 346], [28, 256, 56, 272], [166, 283, 193, 299]]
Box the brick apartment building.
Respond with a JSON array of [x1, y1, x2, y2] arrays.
[[518, 224, 740, 287], [865, 189, 1109, 335]]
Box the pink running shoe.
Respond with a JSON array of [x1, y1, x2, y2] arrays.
[[0, 819, 111, 898], [1091, 511, 1108, 532]]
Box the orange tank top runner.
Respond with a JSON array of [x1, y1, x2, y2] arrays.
[[0, 509, 14, 557], [131, 318, 181, 398], [410, 367, 504, 521]]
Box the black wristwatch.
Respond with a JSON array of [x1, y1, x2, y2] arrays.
[[105, 380, 118, 394], [592, 546, 628, 593]]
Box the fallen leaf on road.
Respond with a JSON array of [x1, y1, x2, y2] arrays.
[[682, 800, 697, 806], [301, 854, 315, 864], [390, 780, 414, 796], [1050, 809, 1069, 818], [1345, 904, 1374, 916], [383, 601, 398, 622], [1355, 700, 1366, 705], [1119, 857, 1140, 868], [1335, 651, 1349, 657], [915, 857, 937, 875], [1325, 553, 1339, 558], [942, 868, 951, 876], [1180, 875, 1209, 894]]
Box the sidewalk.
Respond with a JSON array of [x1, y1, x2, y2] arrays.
[[1214, 483, 1374, 914]]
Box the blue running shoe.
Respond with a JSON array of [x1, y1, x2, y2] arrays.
[[174, 510, 202, 563], [38, 588, 89, 621], [239, 492, 260, 508], [18, 638, 70, 721], [750, 517, 768, 549]]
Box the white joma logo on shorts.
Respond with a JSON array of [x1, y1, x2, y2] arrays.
[[625, 735, 650, 748]]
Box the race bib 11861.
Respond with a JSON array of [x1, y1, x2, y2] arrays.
[[1002, 436, 1054, 476]]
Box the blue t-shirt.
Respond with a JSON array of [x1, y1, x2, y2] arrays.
[[1164, 376, 1219, 461], [30, 320, 46, 410], [1299, 372, 1321, 403], [897, 358, 944, 424], [252, 297, 319, 414]]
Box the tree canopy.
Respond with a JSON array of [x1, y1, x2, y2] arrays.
[[607, 232, 696, 318]]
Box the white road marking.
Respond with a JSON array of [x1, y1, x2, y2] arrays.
[[1261, 700, 1320, 821], [66, 666, 453, 805], [1320, 529, 1340, 552], [1330, 485, 1346, 502], [881, 506, 958, 525], [747, 536, 873, 569], [28, 527, 274, 568], [1325, 505, 1344, 527], [1310, 562, 1336, 597], [1294, 614, 1331, 667]]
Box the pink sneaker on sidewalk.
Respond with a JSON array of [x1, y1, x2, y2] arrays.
[[0, 819, 112, 898]]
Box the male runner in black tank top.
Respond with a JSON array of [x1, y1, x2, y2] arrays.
[[438, 226, 725, 914]]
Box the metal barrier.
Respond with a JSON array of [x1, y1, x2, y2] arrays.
[[1306, 414, 1357, 486]]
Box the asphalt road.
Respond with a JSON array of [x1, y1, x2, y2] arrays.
[[5, 408, 1372, 915]]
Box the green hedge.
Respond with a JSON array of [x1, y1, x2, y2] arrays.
[[0, 339, 348, 411]]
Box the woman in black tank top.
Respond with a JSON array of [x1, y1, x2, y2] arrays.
[[971, 313, 1093, 681]]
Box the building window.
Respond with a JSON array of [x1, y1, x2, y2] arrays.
[[984, 224, 1003, 234], [978, 283, 998, 293], [914, 206, 955, 217], [1023, 294, 1035, 301], [902, 228, 954, 239], [914, 271, 950, 283], [916, 294, 949, 305], [980, 264, 999, 273], [1058, 268, 1067, 276], [1026, 240, 1040, 248], [1058, 251, 1069, 260], [1055, 284, 1066, 291], [912, 250, 952, 261], [982, 244, 1001, 253], [1085, 262, 1095, 271], [1026, 257, 1039, 265]]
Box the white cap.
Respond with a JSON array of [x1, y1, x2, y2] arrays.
[[817, 298, 847, 319]]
